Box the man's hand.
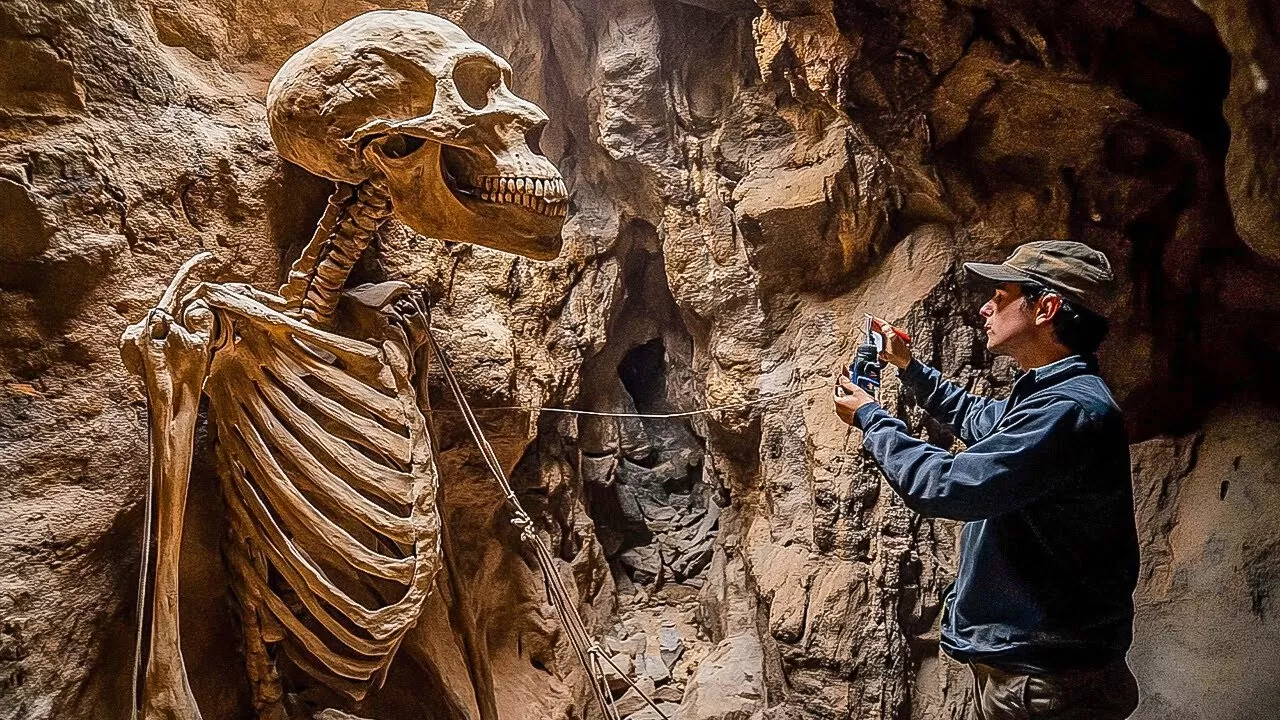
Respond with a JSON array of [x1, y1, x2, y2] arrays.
[[869, 316, 912, 369], [833, 374, 876, 426]]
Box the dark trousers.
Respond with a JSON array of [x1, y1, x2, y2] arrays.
[[967, 658, 1140, 719]]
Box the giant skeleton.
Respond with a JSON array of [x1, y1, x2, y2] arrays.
[[121, 12, 568, 719]]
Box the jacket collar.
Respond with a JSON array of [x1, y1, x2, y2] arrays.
[[1012, 354, 1097, 397]]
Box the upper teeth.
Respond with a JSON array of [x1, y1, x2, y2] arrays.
[[469, 175, 569, 217]]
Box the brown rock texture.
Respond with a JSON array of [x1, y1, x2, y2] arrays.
[[1195, 0, 1280, 264], [1, 1, 1278, 720]]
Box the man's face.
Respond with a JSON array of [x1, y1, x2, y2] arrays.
[[980, 282, 1037, 355]]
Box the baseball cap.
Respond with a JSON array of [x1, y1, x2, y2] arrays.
[[964, 240, 1114, 312]]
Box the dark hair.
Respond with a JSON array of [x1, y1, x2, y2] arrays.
[[1019, 283, 1110, 356]]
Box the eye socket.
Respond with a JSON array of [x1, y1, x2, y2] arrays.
[[454, 58, 502, 111], [380, 134, 426, 159]]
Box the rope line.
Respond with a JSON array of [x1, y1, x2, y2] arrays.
[[426, 328, 675, 720], [421, 383, 834, 419], [131, 411, 155, 720]]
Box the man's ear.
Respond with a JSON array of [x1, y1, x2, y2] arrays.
[[1035, 294, 1062, 325]]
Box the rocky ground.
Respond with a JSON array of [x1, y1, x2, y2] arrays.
[[2, 0, 1279, 719]]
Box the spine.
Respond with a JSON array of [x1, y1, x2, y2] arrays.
[[279, 179, 392, 325]]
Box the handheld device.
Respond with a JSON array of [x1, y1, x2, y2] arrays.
[[849, 315, 883, 395]]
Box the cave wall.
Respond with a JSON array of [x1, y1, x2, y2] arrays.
[[2, 1, 1279, 719]]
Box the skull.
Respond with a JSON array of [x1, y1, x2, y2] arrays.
[[267, 10, 565, 259]]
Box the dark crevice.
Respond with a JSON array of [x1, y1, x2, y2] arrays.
[[618, 338, 667, 414], [577, 219, 710, 591], [1095, 4, 1231, 157]]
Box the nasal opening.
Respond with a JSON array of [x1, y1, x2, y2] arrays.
[[526, 121, 547, 156]]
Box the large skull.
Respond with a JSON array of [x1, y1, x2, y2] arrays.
[[267, 10, 565, 259]]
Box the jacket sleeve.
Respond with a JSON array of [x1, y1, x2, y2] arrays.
[[851, 394, 1090, 521], [898, 359, 1004, 444]]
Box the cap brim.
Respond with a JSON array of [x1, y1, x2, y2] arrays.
[[963, 262, 1035, 285]]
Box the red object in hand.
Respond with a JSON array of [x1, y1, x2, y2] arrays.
[[868, 316, 911, 344]]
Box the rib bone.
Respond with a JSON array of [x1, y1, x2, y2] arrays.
[[197, 284, 441, 695]]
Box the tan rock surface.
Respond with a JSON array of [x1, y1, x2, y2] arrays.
[[1129, 403, 1280, 718], [3, 1, 1280, 719]]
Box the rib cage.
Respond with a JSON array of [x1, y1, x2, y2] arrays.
[[198, 282, 440, 699]]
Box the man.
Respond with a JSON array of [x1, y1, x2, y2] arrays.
[[833, 241, 1140, 719]]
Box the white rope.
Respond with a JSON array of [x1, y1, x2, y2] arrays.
[[426, 328, 678, 720], [131, 419, 155, 720], [592, 645, 672, 717], [422, 384, 832, 419]]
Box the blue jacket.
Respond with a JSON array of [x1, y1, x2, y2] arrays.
[[852, 355, 1139, 672]]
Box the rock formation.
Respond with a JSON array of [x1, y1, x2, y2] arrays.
[[1, 1, 1278, 720]]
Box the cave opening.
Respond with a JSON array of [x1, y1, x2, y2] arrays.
[[618, 338, 668, 416], [576, 220, 712, 601], [1096, 4, 1231, 155]]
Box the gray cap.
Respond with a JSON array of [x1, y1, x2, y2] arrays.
[[964, 240, 1114, 312]]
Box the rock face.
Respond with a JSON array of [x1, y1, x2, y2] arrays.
[[2, 1, 1279, 720], [1130, 403, 1280, 719], [1196, 0, 1280, 265]]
